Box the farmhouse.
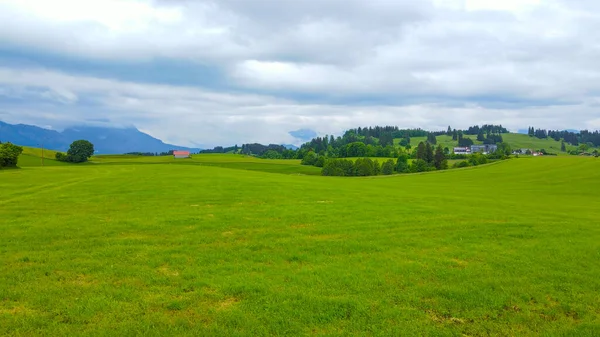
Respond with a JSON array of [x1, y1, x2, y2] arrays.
[[471, 144, 497, 154], [453, 147, 471, 155], [173, 150, 190, 159]]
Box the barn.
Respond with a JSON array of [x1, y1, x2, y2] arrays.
[[173, 150, 190, 159]]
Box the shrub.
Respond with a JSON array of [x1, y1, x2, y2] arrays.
[[301, 151, 318, 166], [382, 159, 395, 175], [314, 156, 326, 168]]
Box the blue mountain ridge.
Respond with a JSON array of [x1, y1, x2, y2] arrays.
[[0, 121, 201, 154]]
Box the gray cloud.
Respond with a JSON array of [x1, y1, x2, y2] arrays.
[[0, 0, 599, 146]]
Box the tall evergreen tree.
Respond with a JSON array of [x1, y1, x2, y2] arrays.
[[434, 145, 448, 170], [447, 126, 452, 135], [561, 140, 566, 152], [416, 142, 426, 161], [452, 129, 458, 141], [477, 130, 485, 141], [425, 142, 434, 165]]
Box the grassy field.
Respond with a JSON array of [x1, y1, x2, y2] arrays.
[[395, 133, 581, 155], [89, 154, 322, 176], [1, 155, 600, 335]]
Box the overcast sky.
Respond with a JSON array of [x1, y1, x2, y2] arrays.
[[0, 0, 599, 147]]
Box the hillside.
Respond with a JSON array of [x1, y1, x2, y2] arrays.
[[17, 146, 69, 167], [396, 133, 581, 154]]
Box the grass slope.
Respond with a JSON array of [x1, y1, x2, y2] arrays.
[[1, 156, 600, 335], [17, 147, 68, 167]]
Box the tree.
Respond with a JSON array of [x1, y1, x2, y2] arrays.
[[396, 153, 409, 173], [561, 140, 567, 152], [458, 137, 474, 147], [59, 140, 95, 163], [447, 126, 452, 136], [301, 151, 318, 165], [496, 142, 512, 157], [434, 145, 448, 170], [0, 142, 23, 168], [382, 159, 395, 175], [452, 129, 458, 141], [314, 156, 326, 167], [355, 158, 376, 176], [427, 133, 437, 145], [416, 142, 427, 161], [425, 142, 434, 165], [477, 130, 485, 141], [410, 159, 429, 173]]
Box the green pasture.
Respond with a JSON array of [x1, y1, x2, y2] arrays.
[[1, 155, 600, 336], [89, 154, 322, 176]]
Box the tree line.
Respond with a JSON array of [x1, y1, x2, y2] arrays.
[[527, 127, 600, 147]]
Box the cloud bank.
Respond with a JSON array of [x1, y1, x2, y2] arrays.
[[0, 0, 599, 146]]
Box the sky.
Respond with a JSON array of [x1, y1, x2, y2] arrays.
[[0, 0, 599, 147]]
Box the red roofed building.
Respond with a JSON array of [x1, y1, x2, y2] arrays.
[[173, 150, 190, 159]]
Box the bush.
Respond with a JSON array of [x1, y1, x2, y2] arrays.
[[55, 152, 67, 162], [355, 158, 376, 176], [314, 156, 326, 168], [382, 159, 395, 175], [322, 158, 355, 176], [453, 161, 471, 168], [410, 159, 430, 173], [396, 154, 409, 173], [301, 151, 318, 166]]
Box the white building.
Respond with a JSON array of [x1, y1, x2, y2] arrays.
[[453, 147, 471, 155]]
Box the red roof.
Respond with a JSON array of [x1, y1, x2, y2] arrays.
[[173, 150, 190, 156]]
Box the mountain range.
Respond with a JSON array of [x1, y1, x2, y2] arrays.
[[0, 121, 201, 154]]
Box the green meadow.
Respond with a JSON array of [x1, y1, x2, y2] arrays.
[[1, 153, 600, 336]]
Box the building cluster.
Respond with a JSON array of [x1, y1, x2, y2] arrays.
[[453, 144, 498, 155]]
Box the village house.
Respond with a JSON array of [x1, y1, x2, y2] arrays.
[[173, 150, 191, 159]]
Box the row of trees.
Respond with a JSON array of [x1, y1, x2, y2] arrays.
[[0, 142, 23, 168], [317, 142, 453, 176], [463, 124, 509, 135], [321, 158, 396, 176], [528, 127, 600, 147]]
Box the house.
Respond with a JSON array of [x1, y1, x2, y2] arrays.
[[471, 144, 497, 154], [173, 150, 191, 159], [453, 147, 471, 155]]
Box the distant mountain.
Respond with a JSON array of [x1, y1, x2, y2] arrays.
[[282, 144, 299, 150], [0, 121, 201, 154], [289, 129, 317, 142]]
